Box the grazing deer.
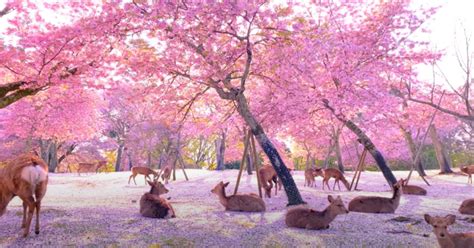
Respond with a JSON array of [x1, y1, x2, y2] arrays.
[[424, 214, 474, 248], [159, 166, 172, 184], [211, 181, 265, 212], [459, 198, 474, 215], [400, 178, 427, 195], [140, 180, 175, 218], [348, 179, 403, 213], [286, 195, 349, 230], [0, 153, 48, 237], [128, 166, 159, 185], [304, 168, 324, 187], [322, 168, 350, 191], [258, 165, 282, 198], [460, 165, 474, 184]]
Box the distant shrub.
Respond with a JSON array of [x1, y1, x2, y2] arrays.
[[224, 160, 240, 170]]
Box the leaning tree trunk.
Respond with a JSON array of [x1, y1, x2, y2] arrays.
[[215, 131, 226, 170], [429, 124, 453, 174], [400, 127, 426, 176], [323, 100, 397, 186], [236, 94, 305, 206], [114, 143, 124, 172]]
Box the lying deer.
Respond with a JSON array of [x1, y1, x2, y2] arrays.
[[304, 168, 324, 187], [258, 165, 282, 198], [0, 153, 48, 237], [424, 214, 474, 248], [211, 181, 265, 212], [140, 180, 175, 218], [459, 198, 474, 215], [128, 166, 159, 185], [160, 166, 171, 184], [348, 179, 403, 213], [400, 178, 427, 195], [460, 165, 474, 184], [322, 168, 350, 191], [286, 195, 348, 230]]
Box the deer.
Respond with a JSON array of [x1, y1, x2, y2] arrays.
[[304, 168, 324, 187], [460, 165, 474, 184], [128, 166, 159, 185], [399, 178, 427, 195], [258, 165, 282, 198], [0, 153, 48, 237], [78, 160, 107, 176], [95, 160, 107, 173], [286, 195, 349, 230], [322, 168, 350, 191], [424, 214, 474, 248], [211, 181, 266, 212], [159, 166, 172, 184], [348, 179, 403, 213], [459, 198, 474, 215], [139, 180, 176, 218]]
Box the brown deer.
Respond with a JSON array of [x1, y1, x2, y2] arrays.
[[77, 160, 107, 176], [400, 178, 427, 195], [304, 168, 324, 187], [139, 180, 175, 218], [424, 214, 474, 248], [348, 179, 403, 213], [128, 166, 159, 185], [460, 165, 474, 184], [211, 181, 265, 212], [459, 198, 474, 215], [258, 165, 282, 198], [285, 195, 349, 230], [322, 168, 350, 191], [159, 166, 172, 184], [0, 153, 48, 237], [95, 160, 107, 173]]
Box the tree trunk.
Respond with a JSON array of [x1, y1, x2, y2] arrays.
[[323, 141, 335, 169], [215, 131, 226, 170], [323, 100, 397, 186], [246, 150, 253, 175], [305, 152, 311, 169], [147, 151, 152, 168], [114, 143, 124, 172], [47, 142, 59, 173], [400, 127, 426, 176], [429, 124, 453, 174], [236, 94, 305, 206], [334, 131, 344, 173]]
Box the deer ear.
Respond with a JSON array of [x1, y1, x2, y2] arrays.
[[328, 195, 334, 202], [424, 214, 432, 224], [223, 182, 230, 187], [446, 214, 456, 225]]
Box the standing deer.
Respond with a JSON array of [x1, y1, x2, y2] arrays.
[[400, 178, 427, 195], [424, 214, 474, 248], [348, 179, 403, 213], [285, 195, 348, 230], [258, 165, 282, 198], [95, 160, 107, 173], [0, 153, 48, 237], [460, 165, 474, 184], [211, 181, 265, 212], [128, 166, 159, 185], [78, 160, 107, 176], [459, 198, 474, 215], [140, 180, 175, 218], [159, 166, 172, 184], [304, 168, 324, 187], [322, 168, 350, 191]]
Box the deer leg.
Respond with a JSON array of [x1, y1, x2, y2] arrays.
[[35, 201, 41, 235], [21, 201, 27, 228], [133, 175, 137, 185], [322, 179, 326, 190], [337, 180, 341, 191], [19, 196, 35, 237], [128, 174, 133, 184], [333, 179, 337, 190]]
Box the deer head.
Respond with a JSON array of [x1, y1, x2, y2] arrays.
[[424, 214, 456, 239]]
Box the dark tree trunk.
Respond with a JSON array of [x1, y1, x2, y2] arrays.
[[58, 144, 76, 165], [323, 141, 335, 169], [323, 100, 397, 186], [47, 142, 58, 173], [246, 150, 253, 175], [147, 152, 152, 168], [400, 127, 426, 176], [429, 124, 453, 174], [115, 143, 124, 172], [333, 130, 344, 173], [235, 94, 305, 206], [215, 131, 226, 170]]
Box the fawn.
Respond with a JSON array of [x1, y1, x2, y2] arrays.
[[400, 178, 427, 195], [285, 195, 349, 230], [128, 166, 159, 185], [160, 166, 171, 184], [304, 168, 324, 187], [424, 214, 474, 248], [322, 168, 350, 191], [211, 181, 265, 212], [348, 179, 403, 213], [459, 198, 474, 215], [258, 165, 282, 198], [460, 165, 474, 184], [139, 180, 176, 218], [0, 153, 48, 237]]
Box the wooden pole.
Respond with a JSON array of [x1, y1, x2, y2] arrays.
[[178, 152, 189, 181], [350, 148, 367, 191], [250, 132, 263, 198], [234, 129, 251, 195]]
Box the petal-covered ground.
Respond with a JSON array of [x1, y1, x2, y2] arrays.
[[0, 169, 473, 247]]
